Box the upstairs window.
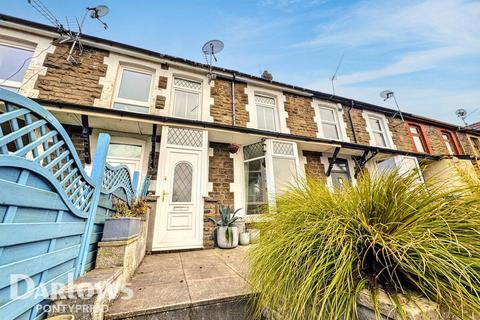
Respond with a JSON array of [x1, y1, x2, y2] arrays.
[[113, 68, 153, 113], [0, 43, 34, 92], [441, 131, 459, 155], [367, 115, 389, 147], [255, 95, 277, 131], [408, 124, 429, 153], [173, 78, 201, 120], [318, 106, 341, 140]]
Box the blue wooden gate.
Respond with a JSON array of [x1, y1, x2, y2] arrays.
[[0, 88, 139, 319]]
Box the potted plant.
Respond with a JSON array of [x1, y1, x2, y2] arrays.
[[102, 197, 148, 241], [209, 206, 241, 249]]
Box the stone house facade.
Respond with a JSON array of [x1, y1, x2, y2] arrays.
[[1, 14, 480, 250]]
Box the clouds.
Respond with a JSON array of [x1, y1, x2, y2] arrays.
[[296, 0, 480, 85]]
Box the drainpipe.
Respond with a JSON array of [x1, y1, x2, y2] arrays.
[[347, 100, 358, 143], [231, 73, 236, 126]]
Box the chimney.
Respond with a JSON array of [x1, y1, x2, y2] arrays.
[[261, 70, 273, 81]]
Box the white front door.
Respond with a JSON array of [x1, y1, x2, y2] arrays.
[[154, 148, 202, 250]]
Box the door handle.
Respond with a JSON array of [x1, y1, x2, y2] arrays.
[[162, 190, 169, 202]]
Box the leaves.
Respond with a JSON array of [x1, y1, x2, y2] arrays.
[[248, 170, 480, 319]]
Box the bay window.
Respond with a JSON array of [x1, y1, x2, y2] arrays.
[[255, 95, 277, 131], [0, 43, 34, 92], [113, 67, 153, 113], [173, 78, 202, 120], [376, 155, 424, 183], [243, 140, 300, 215]]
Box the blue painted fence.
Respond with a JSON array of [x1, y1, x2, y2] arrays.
[[0, 88, 140, 319]]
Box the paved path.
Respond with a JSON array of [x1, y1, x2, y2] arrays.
[[106, 246, 251, 319]]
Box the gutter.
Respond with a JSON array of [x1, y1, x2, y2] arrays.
[[34, 98, 452, 160]]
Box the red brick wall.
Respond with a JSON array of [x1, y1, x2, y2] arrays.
[[387, 117, 415, 152], [210, 79, 249, 126], [284, 93, 317, 137], [35, 43, 108, 105]]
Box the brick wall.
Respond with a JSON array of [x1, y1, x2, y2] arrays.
[[283, 93, 317, 137], [387, 117, 415, 152], [344, 108, 370, 145], [35, 43, 108, 105], [422, 125, 448, 155], [456, 132, 473, 155], [64, 125, 87, 165], [210, 79, 249, 126], [204, 142, 235, 248], [303, 151, 326, 181]]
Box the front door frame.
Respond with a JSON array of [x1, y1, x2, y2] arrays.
[[152, 126, 208, 251]]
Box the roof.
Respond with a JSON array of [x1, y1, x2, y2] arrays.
[[1, 13, 479, 136]]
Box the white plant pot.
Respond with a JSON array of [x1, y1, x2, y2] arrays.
[[239, 232, 250, 245], [249, 229, 260, 243], [216, 226, 239, 249]]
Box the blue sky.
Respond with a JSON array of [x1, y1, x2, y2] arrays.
[[3, 0, 480, 124]]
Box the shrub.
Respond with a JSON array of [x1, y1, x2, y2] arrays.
[[248, 170, 480, 319], [113, 197, 148, 218]]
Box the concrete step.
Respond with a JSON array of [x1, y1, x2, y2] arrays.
[[106, 295, 254, 320]]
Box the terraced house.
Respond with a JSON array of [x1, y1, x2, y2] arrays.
[[1, 14, 480, 252]]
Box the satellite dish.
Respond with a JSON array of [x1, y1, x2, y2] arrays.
[[202, 40, 224, 56], [456, 108, 467, 118], [380, 90, 394, 100], [89, 5, 109, 18]]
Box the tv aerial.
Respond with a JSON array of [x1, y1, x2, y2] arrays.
[[27, 1, 110, 64], [330, 53, 344, 96], [202, 40, 224, 83], [380, 90, 404, 121], [455, 108, 468, 125]]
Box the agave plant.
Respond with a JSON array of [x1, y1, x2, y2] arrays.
[[209, 206, 241, 245], [248, 169, 480, 320]]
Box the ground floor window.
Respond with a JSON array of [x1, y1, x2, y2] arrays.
[[243, 140, 300, 215], [107, 141, 144, 178]]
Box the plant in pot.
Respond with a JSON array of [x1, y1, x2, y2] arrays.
[[209, 206, 241, 249], [102, 197, 148, 241]]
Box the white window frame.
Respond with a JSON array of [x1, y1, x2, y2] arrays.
[[0, 41, 35, 91], [112, 66, 154, 113], [375, 155, 424, 183], [317, 105, 343, 140], [363, 112, 395, 149], [254, 94, 278, 131], [242, 139, 301, 218], [171, 76, 203, 120]]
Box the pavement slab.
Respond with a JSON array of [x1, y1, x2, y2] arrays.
[[106, 247, 253, 320]]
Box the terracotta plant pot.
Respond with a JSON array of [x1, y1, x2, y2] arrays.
[[217, 226, 239, 248]]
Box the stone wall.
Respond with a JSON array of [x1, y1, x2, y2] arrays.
[[456, 132, 473, 155], [210, 79, 249, 126], [387, 117, 415, 152], [64, 125, 88, 165], [343, 108, 371, 145], [284, 93, 317, 137], [35, 43, 108, 105], [204, 142, 235, 248], [303, 151, 326, 181]]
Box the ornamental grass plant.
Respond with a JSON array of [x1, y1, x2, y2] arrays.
[[248, 170, 480, 320]]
